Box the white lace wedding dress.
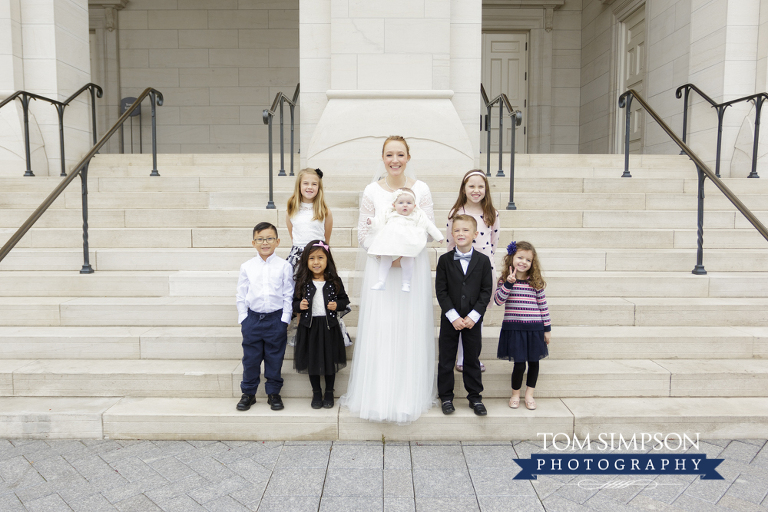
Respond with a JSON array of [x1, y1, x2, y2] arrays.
[[339, 180, 437, 424]]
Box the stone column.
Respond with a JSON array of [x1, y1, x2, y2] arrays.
[[688, 0, 760, 177], [89, 0, 127, 155], [0, 0, 49, 176], [300, 0, 479, 173], [18, 0, 92, 176]]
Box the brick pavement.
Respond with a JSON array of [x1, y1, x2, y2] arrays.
[[0, 438, 766, 511]]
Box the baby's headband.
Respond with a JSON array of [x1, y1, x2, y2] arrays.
[[506, 241, 517, 255], [465, 170, 487, 181], [394, 189, 416, 200]]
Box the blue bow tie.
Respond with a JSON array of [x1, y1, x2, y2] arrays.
[[454, 252, 471, 263]]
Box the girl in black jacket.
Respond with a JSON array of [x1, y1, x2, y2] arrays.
[[293, 240, 349, 409]]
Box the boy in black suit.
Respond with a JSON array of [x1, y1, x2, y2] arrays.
[[435, 214, 494, 416]]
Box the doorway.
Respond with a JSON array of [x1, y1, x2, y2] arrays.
[[481, 33, 528, 154], [619, 7, 645, 153]]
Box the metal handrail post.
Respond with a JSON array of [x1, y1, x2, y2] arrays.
[[748, 96, 764, 179], [497, 101, 505, 177], [21, 94, 34, 177], [80, 158, 94, 274], [264, 110, 276, 209], [56, 104, 67, 177], [289, 103, 295, 176], [714, 105, 727, 178], [692, 165, 707, 275], [486, 103, 492, 176], [278, 98, 286, 177], [149, 91, 161, 176], [621, 94, 632, 177], [507, 117, 517, 210], [89, 86, 98, 147], [680, 86, 690, 154]]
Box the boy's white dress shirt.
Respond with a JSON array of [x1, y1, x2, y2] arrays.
[[236, 253, 294, 324]]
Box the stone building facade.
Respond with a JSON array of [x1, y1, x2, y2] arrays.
[[1, 0, 767, 176]]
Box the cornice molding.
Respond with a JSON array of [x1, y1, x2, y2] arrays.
[[482, 0, 565, 6], [88, 0, 128, 9], [89, 0, 127, 31], [482, 0, 565, 31]]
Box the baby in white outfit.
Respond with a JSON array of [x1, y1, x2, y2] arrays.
[[366, 188, 444, 292]]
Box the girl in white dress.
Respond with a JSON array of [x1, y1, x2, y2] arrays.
[[340, 136, 437, 424], [286, 168, 332, 268], [367, 187, 444, 292], [286, 168, 351, 346]]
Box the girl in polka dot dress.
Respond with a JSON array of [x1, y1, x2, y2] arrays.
[[446, 170, 500, 372]]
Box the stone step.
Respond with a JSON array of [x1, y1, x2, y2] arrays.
[[0, 325, 765, 361], [4, 223, 767, 252], [5, 358, 767, 400], [2, 296, 766, 327], [12, 188, 747, 213], [0, 271, 172, 297], [2, 395, 764, 441], [8, 207, 768, 233], [80, 164, 697, 179], [0, 396, 122, 439], [85, 152, 689, 168], [5, 247, 768, 273], [159, 270, 768, 299], [2, 269, 767, 298], [12, 173, 764, 197], [564, 396, 768, 439]]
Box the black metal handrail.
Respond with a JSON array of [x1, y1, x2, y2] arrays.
[[619, 89, 768, 275], [262, 83, 300, 210], [0, 88, 163, 273], [481, 84, 523, 210], [676, 83, 766, 178], [0, 83, 103, 177]]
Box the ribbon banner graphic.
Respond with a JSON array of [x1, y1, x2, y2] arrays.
[[513, 454, 724, 480]]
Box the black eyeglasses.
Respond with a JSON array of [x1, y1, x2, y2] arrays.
[[253, 237, 277, 244]]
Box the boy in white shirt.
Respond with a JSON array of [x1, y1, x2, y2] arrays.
[[236, 222, 294, 411]]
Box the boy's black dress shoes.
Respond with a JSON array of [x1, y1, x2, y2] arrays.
[[268, 394, 284, 410], [441, 400, 455, 414], [236, 394, 256, 411], [469, 401, 487, 416]]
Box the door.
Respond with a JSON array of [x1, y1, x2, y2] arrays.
[[621, 7, 645, 153], [482, 33, 528, 154]]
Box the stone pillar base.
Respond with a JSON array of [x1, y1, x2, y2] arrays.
[[306, 91, 474, 175], [0, 102, 49, 177]]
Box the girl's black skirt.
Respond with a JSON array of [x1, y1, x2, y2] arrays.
[[497, 329, 549, 362], [294, 316, 347, 375]]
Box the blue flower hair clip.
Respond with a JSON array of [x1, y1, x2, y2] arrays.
[[506, 241, 517, 255]]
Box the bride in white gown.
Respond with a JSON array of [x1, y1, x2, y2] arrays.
[[339, 136, 437, 424]]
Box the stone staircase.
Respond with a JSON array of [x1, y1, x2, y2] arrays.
[[1, 153, 767, 442]]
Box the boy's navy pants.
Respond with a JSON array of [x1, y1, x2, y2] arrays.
[[240, 309, 287, 396]]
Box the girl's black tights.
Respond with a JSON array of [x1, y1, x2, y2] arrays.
[[309, 374, 336, 393], [511, 361, 539, 390]]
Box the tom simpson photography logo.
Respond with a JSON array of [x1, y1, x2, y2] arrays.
[[513, 432, 724, 481]]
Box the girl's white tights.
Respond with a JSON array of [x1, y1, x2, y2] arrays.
[[372, 256, 415, 292]]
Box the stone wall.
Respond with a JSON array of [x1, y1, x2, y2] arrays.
[[116, 0, 299, 154], [551, 0, 582, 154], [578, 0, 766, 176]]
